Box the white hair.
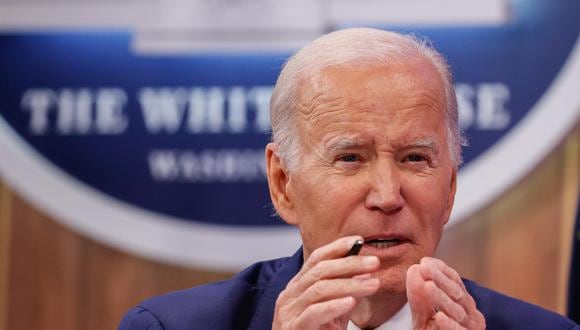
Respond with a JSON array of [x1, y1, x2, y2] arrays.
[[269, 28, 466, 169]]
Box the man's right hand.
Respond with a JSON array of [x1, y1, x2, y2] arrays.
[[272, 236, 381, 330]]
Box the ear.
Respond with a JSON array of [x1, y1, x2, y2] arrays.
[[265, 143, 296, 225], [442, 168, 457, 226]]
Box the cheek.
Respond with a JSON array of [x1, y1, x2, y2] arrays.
[[403, 174, 450, 230], [292, 175, 365, 246]]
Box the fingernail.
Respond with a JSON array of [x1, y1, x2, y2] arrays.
[[363, 256, 379, 267], [340, 296, 354, 306], [363, 278, 380, 288], [348, 237, 363, 247]]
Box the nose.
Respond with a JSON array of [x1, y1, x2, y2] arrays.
[[364, 160, 404, 214]]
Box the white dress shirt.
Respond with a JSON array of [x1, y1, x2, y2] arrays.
[[347, 303, 412, 330]]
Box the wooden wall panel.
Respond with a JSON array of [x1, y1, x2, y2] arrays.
[[78, 235, 231, 330], [437, 126, 579, 313], [1, 190, 232, 330], [6, 187, 82, 330], [0, 126, 577, 329], [0, 181, 11, 330]]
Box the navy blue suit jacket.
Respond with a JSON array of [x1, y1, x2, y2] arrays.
[[119, 249, 579, 329]]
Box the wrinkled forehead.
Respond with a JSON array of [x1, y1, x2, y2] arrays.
[[294, 57, 446, 123]]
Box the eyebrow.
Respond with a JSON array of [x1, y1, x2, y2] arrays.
[[326, 137, 369, 151], [325, 136, 440, 153], [404, 137, 440, 153]]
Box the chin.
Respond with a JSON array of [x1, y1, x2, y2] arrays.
[[376, 264, 409, 295]]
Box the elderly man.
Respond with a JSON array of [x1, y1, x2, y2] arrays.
[[120, 28, 578, 329]]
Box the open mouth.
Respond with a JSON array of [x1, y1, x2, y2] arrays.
[[365, 238, 404, 249]]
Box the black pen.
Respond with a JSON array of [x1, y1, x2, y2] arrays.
[[346, 239, 364, 256]]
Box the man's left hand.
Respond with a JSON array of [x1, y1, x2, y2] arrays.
[[407, 257, 486, 329]]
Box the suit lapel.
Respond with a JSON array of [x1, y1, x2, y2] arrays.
[[247, 248, 304, 330]]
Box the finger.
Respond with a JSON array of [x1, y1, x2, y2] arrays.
[[290, 236, 363, 285], [419, 258, 475, 311], [440, 262, 466, 291], [424, 280, 466, 323], [288, 255, 380, 295], [407, 264, 433, 327], [419, 258, 479, 323], [434, 311, 466, 330], [418, 258, 485, 329], [294, 276, 380, 308], [421, 257, 466, 291], [293, 296, 356, 329], [462, 309, 486, 330], [419, 258, 465, 302], [287, 236, 373, 295], [284, 276, 379, 319]]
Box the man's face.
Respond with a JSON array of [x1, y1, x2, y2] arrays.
[[281, 58, 457, 294]]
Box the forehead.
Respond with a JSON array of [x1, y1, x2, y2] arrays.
[[299, 57, 444, 109], [295, 59, 447, 143]]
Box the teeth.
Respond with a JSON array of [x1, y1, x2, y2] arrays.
[[367, 240, 400, 249]]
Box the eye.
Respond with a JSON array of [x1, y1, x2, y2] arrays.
[[404, 153, 427, 163], [337, 154, 360, 162]]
